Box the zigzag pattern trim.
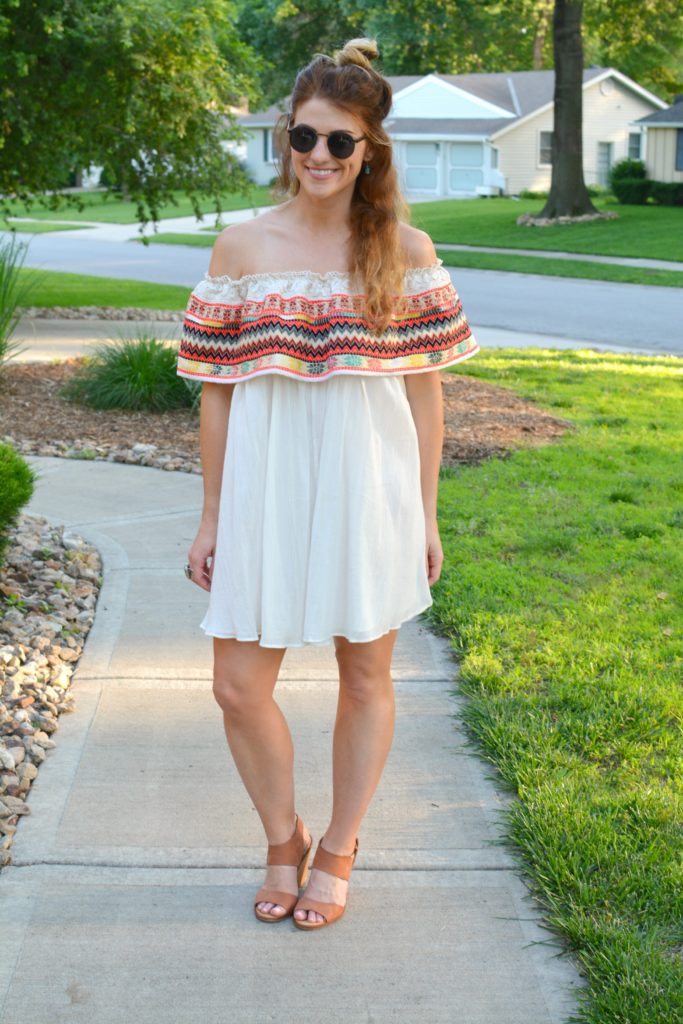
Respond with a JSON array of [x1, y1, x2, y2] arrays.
[[176, 277, 479, 382]]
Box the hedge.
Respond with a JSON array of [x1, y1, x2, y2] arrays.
[[650, 181, 683, 206], [612, 177, 651, 205], [0, 443, 35, 570]]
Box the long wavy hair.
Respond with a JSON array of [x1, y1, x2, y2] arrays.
[[273, 38, 409, 334]]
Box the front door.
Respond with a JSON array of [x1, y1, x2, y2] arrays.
[[597, 142, 614, 186]]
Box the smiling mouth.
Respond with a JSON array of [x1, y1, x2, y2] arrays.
[[306, 167, 338, 178]]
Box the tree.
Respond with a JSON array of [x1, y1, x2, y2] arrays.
[[0, 0, 262, 230], [537, 0, 597, 219]]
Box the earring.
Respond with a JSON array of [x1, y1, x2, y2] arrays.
[[363, 162, 371, 175]]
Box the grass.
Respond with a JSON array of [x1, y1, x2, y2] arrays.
[[130, 232, 217, 248], [2, 186, 276, 224], [437, 249, 683, 289], [430, 348, 683, 1023], [2, 221, 93, 233], [16, 269, 190, 310], [411, 197, 683, 262]]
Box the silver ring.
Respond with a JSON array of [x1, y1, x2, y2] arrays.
[[184, 563, 193, 579]]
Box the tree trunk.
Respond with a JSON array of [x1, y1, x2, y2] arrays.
[[538, 0, 597, 218]]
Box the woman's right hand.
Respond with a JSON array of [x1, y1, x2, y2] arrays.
[[187, 522, 217, 592]]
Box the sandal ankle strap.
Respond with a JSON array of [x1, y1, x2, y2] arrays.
[[311, 836, 359, 881], [266, 814, 307, 866]]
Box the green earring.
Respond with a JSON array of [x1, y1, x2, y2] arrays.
[[363, 162, 371, 175]]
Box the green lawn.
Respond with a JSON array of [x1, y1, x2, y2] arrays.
[[438, 249, 683, 289], [433, 348, 683, 1023], [17, 269, 189, 309], [3, 186, 275, 224], [2, 221, 92, 233], [130, 232, 216, 248], [412, 198, 683, 262]]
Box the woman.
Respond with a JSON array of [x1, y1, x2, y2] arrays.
[[177, 38, 479, 931]]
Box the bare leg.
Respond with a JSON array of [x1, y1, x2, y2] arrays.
[[212, 637, 310, 918], [294, 628, 398, 924]]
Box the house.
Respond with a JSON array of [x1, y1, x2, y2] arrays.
[[631, 96, 683, 183], [239, 67, 667, 198]]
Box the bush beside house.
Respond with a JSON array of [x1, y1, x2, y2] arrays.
[[610, 158, 683, 205]]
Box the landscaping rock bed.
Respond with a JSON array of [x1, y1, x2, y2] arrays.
[[19, 306, 184, 321], [0, 514, 102, 867]]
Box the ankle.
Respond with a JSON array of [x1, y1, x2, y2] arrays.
[[319, 830, 357, 858], [264, 814, 297, 846]]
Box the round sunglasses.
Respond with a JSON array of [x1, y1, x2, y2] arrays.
[[287, 123, 367, 160]]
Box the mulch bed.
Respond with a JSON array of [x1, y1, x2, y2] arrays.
[[0, 359, 574, 467]]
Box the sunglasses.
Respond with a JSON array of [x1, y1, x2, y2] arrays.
[[287, 122, 367, 160]]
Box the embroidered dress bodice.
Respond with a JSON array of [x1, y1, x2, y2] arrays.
[[176, 260, 479, 383]]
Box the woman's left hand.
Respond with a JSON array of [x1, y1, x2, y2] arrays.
[[425, 517, 444, 587]]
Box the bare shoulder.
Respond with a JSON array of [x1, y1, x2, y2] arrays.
[[398, 223, 438, 269], [207, 212, 274, 278]]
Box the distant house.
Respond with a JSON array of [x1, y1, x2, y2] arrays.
[[631, 96, 683, 184], [240, 67, 666, 198]]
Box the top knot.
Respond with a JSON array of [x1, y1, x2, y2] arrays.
[[332, 38, 380, 71]]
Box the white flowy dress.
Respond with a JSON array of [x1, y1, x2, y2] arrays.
[[176, 263, 479, 648]]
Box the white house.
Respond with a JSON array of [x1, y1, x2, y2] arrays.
[[239, 67, 667, 198]]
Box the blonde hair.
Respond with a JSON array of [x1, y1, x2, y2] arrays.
[[273, 38, 408, 334]]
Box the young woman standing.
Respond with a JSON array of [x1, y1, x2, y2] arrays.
[[178, 38, 479, 931]]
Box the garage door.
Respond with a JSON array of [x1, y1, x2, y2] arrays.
[[405, 143, 440, 193], [448, 142, 484, 193]]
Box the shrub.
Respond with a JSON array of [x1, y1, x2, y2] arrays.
[[609, 158, 647, 188], [59, 335, 201, 413], [612, 177, 651, 205], [518, 189, 548, 199], [0, 443, 35, 570], [650, 181, 683, 206]]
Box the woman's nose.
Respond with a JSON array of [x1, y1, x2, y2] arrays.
[[310, 135, 331, 160]]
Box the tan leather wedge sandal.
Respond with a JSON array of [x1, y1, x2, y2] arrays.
[[254, 814, 313, 923], [292, 835, 359, 931]]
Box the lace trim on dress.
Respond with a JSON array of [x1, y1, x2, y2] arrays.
[[200, 259, 449, 302]]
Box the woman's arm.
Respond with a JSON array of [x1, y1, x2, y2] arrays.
[[404, 370, 443, 523], [199, 382, 234, 525], [399, 223, 446, 586], [187, 382, 234, 592]]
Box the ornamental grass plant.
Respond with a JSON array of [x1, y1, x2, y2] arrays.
[[0, 233, 34, 369], [59, 335, 201, 413]]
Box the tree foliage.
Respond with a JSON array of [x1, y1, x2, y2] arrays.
[[237, 0, 680, 105], [0, 0, 263, 229]]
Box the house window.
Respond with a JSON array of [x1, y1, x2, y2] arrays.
[[597, 141, 614, 186], [677, 129, 683, 172], [539, 131, 553, 166], [491, 147, 499, 169], [263, 129, 272, 163], [628, 132, 641, 160]]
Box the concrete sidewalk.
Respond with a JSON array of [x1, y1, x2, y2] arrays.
[[0, 456, 583, 1023]]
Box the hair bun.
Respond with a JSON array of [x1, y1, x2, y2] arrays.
[[334, 38, 380, 70]]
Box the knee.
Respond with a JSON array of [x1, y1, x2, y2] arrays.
[[212, 672, 254, 717], [335, 655, 393, 705]]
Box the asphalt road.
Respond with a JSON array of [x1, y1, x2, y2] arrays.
[[12, 231, 683, 355]]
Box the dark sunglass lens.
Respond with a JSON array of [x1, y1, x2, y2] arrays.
[[328, 132, 355, 158], [290, 125, 317, 152]]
